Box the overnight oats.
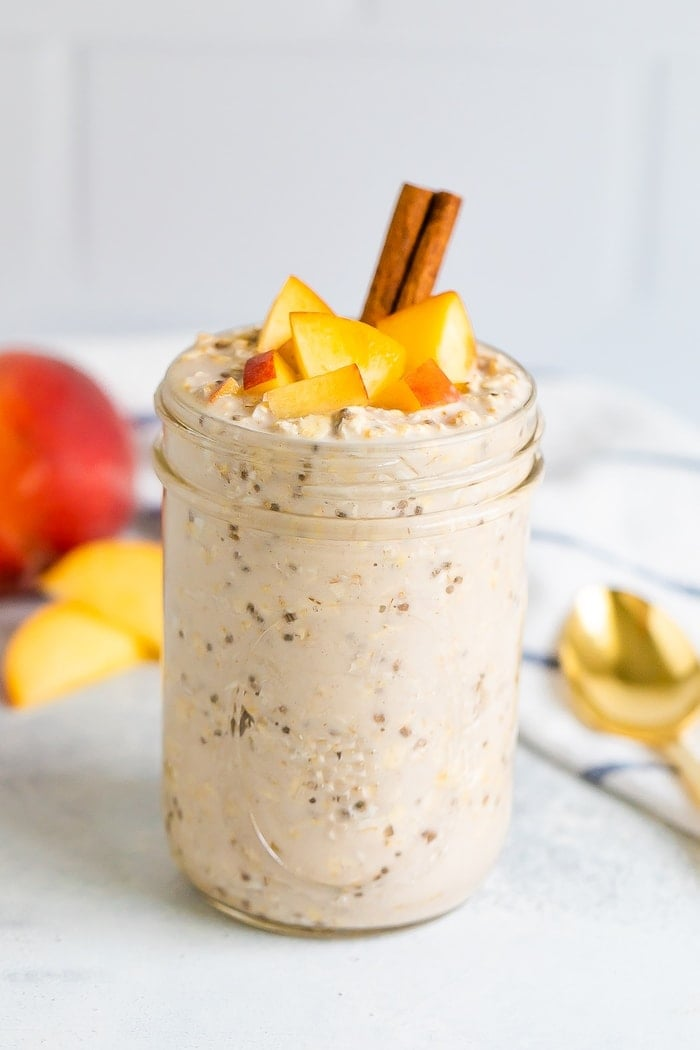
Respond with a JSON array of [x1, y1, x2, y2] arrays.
[[154, 184, 543, 933]]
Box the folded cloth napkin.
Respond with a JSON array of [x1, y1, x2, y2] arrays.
[[522, 373, 700, 839], [135, 367, 700, 838]]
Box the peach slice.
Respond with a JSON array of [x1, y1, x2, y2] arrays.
[[371, 379, 423, 414], [39, 539, 163, 655], [209, 376, 241, 402], [373, 359, 461, 412], [243, 349, 296, 396], [274, 339, 298, 369], [3, 600, 149, 707], [265, 364, 368, 420], [376, 291, 476, 383], [290, 314, 405, 398], [258, 276, 333, 354]]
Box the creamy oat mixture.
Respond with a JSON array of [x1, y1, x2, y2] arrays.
[[155, 328, 541, 932], [171, 327, 533, 440]]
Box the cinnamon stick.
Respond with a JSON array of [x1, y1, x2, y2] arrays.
[[394, 191, 462, 311], [360, 183, 434, 325]]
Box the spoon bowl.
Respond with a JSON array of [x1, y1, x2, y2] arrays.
[[559, 585, 700, 805]]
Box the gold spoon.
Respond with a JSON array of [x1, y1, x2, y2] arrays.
[[558, 585, 700, 807]]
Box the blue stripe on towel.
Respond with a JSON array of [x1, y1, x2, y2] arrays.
[[520, 655, 675, 782], [531, 528, 700, 600], [132, 413, 159, 428], [522, 650, 559, 669], [582, 760, 670, 784]]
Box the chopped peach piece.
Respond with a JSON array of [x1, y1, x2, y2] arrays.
[[243, 350, 296, 396], [3, 599, 149, 707], [40, 540, 163, 655], [275, 338, 297, 369], [376, 291, 476, 383], [209, 376, 241, 402], [265, 364, 368, 420], [258, 276, 333, 352], [372, 379, 423, 414], [404, 359, 461, 406], [373, 360, 461, 412], [290, 313, 405, 398]]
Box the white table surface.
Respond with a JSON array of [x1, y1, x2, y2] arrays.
[[2, 666, 699, 1050]]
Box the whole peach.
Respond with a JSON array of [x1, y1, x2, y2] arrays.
[[0, 349, 136, 589]]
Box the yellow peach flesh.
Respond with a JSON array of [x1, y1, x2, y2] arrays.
[[290, 313, 405, 398], [3, 599, 149, 707], [371, 379, 422, 413], [209, 376, 240, 401], [376, 291, 476, 383], [258, 276, 333, 352], [265, 364, 368, 420], [39, 540, 163, 655]]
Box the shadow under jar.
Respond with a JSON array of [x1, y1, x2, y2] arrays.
[[154, 335, 543, 935]]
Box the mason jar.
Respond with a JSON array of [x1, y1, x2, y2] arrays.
[[154, 331, 543, 935]]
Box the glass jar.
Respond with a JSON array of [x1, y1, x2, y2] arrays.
[[154, 336, 543, 935]]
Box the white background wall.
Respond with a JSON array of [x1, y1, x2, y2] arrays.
[[2, 1, 699, 420]]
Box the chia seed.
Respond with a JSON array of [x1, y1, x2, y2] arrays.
[[239, 708, 254, 736], [246, 602, 265, 624]]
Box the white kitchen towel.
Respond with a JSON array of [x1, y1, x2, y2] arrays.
[[521, 373, 700, 839], [133, 368, 700, 838]]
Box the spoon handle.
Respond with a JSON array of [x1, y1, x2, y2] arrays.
[[662, 739, 700, 808]]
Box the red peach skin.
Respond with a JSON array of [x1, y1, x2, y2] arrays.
[[0, 349, 136, 590]]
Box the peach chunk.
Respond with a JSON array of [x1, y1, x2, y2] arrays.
[[209, 376, 241, 402], [40, 540, 163, 655], [376, 291, 476, 383], [0, 349, 135, 591], [3, 600, 149, 707], [373, 359, 461, 412], [265, 364, 368, 420], [290, 313, 405, 398], [258, 276, 333, 355], [243, 349, 296, 396]]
